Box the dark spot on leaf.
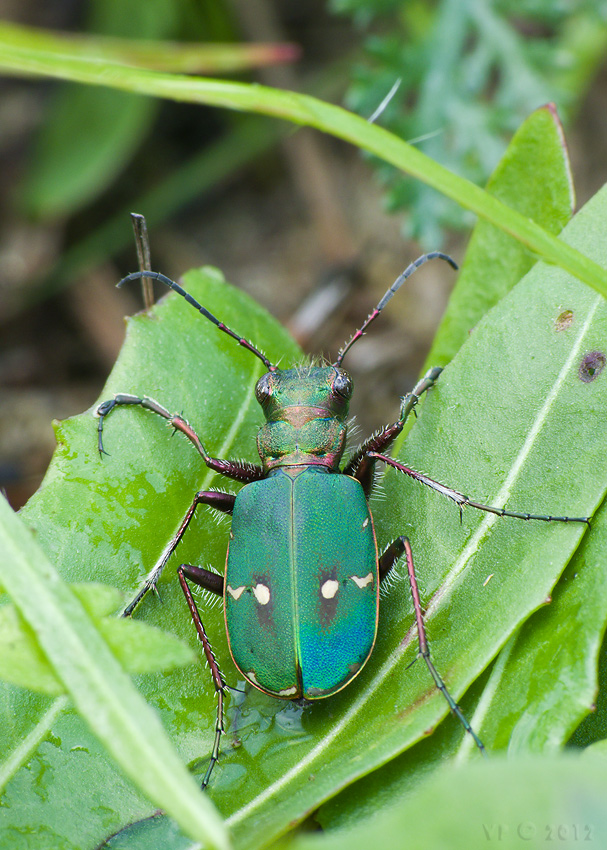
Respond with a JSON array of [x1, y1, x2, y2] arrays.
[[579, 351, 606, 383], [555, 310, 573, 331]]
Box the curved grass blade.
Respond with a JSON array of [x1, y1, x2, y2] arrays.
[[0, 497, 228, 850], [0, 41, 606, 296]]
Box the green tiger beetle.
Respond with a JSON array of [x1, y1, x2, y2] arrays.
[[96, 251, 590, 788]]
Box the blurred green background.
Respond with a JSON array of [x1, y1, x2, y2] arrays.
[[1, 0, 607, 509]]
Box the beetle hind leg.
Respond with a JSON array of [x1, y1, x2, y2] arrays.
[[369, 454, 590, 526], [178, 564, 226, 789], [380, 536, 485, 755]]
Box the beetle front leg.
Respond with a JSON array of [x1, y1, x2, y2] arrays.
[[123, 490, 235, 617], [97, 394, 264, 483], [346, 367, 442, 495], [379, 536, 485, 754], [178, 564, 225, 789]]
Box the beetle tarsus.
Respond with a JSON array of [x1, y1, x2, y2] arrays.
[[178, 565, 227, 789], [400, 536, 485, 754]]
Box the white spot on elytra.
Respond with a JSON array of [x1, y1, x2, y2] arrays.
[[227, 585, 245, 600], [351, 572, 373, 589], [246, 671, 259, 685], [362, 517, 369, 529], [321, 579, 339, 599], [253, 583, 271, 605], [278, 686, 298, 697]]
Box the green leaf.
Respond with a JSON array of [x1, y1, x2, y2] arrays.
[[2, 267, 299, 848], [464, 491, 607, 755], [0, 582, 196, 694], [0, 499, 229, 850], [294, 753, 607, 850], [1, 39, 607, 296], [425, 103, 574, 370], [0, 604, 66, 696]]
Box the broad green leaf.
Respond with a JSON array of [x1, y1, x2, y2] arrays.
[[3, 267, 300, 849], [570, 622, 607, 749], [0, 498, 228, 850], [317, 183, 607, 834], [1, 41, 607, 296], [425, 103, 574, 370], [0, 582, 195, 695], [314, 681, 486, 833], [461, 493, 607, 756], [295, 754, 607, 850]]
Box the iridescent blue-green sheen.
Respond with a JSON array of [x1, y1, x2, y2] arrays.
[[225, 466, 378, 699]]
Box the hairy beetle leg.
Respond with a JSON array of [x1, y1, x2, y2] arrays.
[[381, 536, 485, 754], [122, 490, 235, 617], [347, 366, 442, 495], [97, 393, 264, 483], [378, 537, 406, 581], [178, 564, 226, 789], [369, 453, 591, 525]]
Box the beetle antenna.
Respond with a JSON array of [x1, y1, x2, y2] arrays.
[[334, 252, 458, 367], [118, 271, 276, 371]]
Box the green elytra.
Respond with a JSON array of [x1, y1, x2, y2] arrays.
[[96, 250, 589, 788]]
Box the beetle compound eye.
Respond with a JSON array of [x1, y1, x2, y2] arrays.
[[333, 370, 353, 399], [255, 373, 274, 403]]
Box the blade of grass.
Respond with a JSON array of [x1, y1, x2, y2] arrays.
[[0, 42, 606, 297], [0, 21, 298, 74], [0, 495, 230, 850]]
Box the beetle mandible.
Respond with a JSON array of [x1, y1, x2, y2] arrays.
[[96, 251, 589, 787]]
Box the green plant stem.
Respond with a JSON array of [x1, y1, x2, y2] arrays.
[[1, 41, 607, 297]]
